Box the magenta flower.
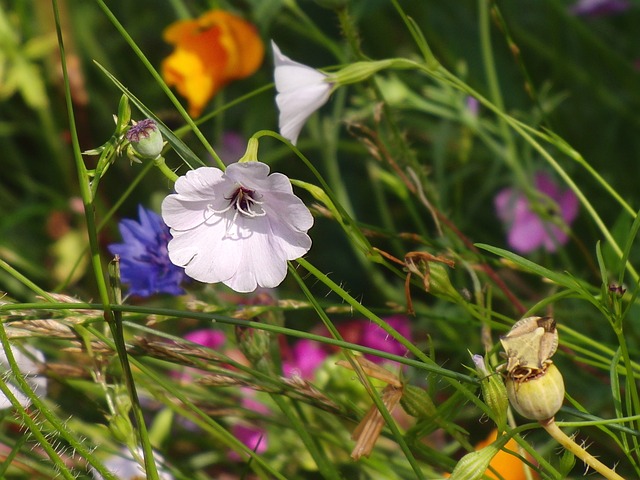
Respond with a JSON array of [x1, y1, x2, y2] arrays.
[[494, 172, 579, 254], [229, 390, 270, 460], [334, 315, 412, 364], [184, 329, 226, 349], [282, 339, 328, 380], [359, 315, 412, 363], [570, 0, 630, 16]]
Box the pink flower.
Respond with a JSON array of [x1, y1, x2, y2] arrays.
[[494, 172, 579, 254], [282, 339, 328, 380], [229, 389, 270, 460], [184, 329, 226, 349], [333, 315, 412, 364]]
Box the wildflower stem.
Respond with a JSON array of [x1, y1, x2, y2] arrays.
[[53, 1, 159, 477], [153, 155, 179, 183], [540, 418, 625, 480]]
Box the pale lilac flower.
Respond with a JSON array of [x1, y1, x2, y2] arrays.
[[91, 447, 173, 480], [570, 0, 630, 16], [283, 339, 328, 380], [465, 96, 480, 117], [0, 344, 46, 409], [272, 41, 333, 145], [494, 172, 579, 254], [162, 162, 313, 293]]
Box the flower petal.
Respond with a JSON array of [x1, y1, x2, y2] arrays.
[[272, 41, 332, 145], [162, 11, 264, 117], [162, 163, 313, 292]]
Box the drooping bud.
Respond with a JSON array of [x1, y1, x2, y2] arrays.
[[506, 363, 565, 421], [126, 119, 164, 161], [472, 354, 508, 432]]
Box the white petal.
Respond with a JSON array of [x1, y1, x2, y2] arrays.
[[272, 41, 332, 145], [0, 344, 46, 409]]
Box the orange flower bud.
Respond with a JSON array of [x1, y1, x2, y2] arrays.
[[161, 10, 264, 117]]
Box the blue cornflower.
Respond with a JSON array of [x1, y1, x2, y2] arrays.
[[108, 205, 186, 297]]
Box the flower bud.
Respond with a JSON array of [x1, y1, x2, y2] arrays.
[[472, 354, 508, 431], [427, 262, 464, 303], [126, 119, 164, 161], [235, 326, 273, 374], [506, 363, 565, 421], [448, 434, 509, 480], [400, 384, 436, 418]]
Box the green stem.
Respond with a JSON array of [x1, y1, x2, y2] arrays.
[[153, 156, 179, 183], [478, 0, 527, 187], [540, 418, 625, 480], [53, 1, 159, 477], [0, 323, 116, 479]]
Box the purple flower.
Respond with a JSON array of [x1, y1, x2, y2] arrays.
[[282, 339, 328, 380], [108, 205, 186, 297], [494, 172, 579, 254], [570, 0, 630, 16]]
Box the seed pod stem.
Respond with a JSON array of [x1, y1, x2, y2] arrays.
[[540, 418, 624, 480]]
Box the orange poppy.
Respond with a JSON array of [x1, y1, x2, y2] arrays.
[[161, 10, 264, 117]]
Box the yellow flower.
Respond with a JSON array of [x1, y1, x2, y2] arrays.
[[161, 10, 264, 117]]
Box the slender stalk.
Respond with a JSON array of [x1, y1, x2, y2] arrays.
[[540, 418, 625, 480], [52, 1, 159, 477]]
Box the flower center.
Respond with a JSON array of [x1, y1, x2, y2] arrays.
[[206, 184, 266, 236], [227, 186, 265, 218]]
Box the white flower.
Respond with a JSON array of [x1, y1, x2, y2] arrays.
[[92, 447, 173, 480], [272, 41, 333, 145], [0, 344, 46, 409], [162, 162, 314, 293]]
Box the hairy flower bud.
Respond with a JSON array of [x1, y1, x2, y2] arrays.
[[126, 119, 164, 161], [506, 363, 565, 420], [400, 384, 436, 418], [449, 434, 510, 480], [473, 354, 508, 431]]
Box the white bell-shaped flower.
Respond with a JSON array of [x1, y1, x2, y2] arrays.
[[162, 161, 314, 293], [272, 41, 332, 145]]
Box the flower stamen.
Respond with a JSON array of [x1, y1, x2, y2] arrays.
[[228, 186, 265, 218]]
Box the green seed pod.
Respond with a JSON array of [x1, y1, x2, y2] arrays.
[[506, 363, 565, 421]]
